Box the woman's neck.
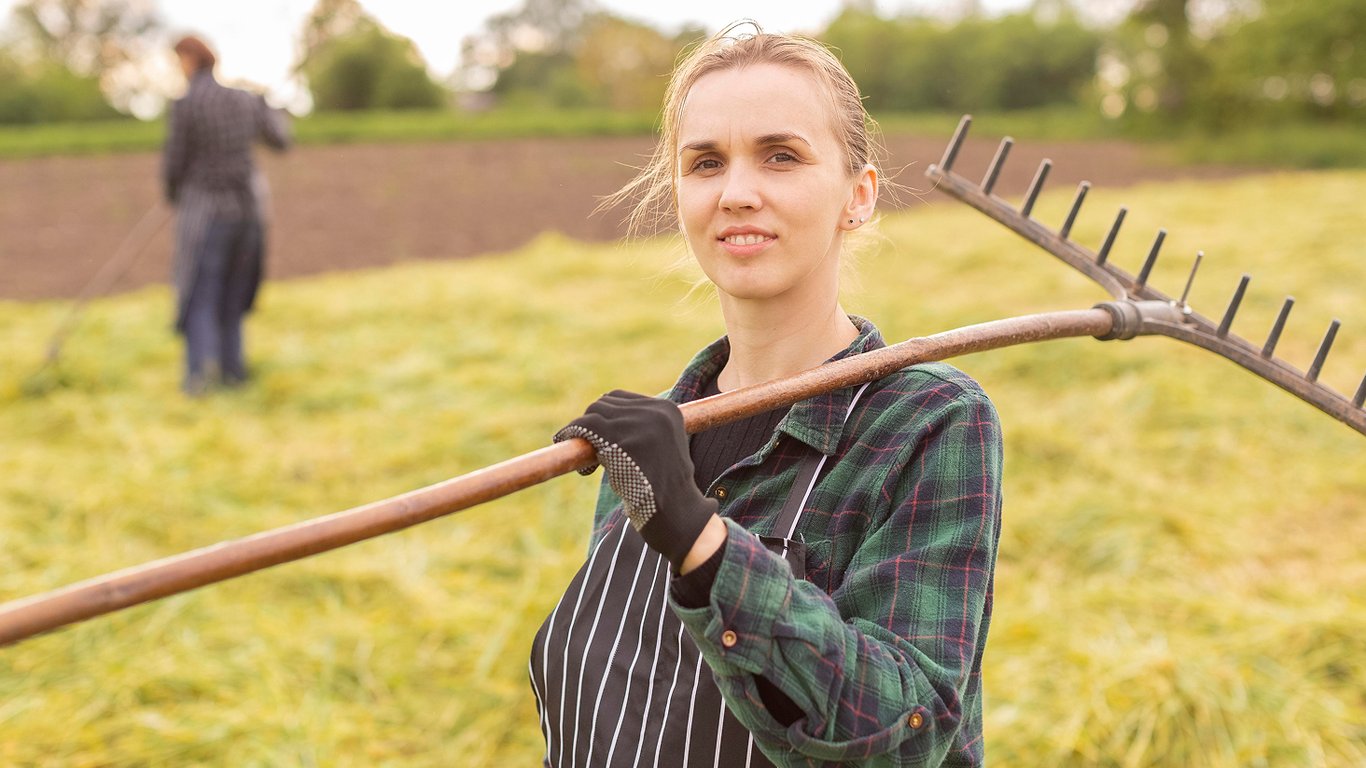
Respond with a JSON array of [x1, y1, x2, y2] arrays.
[[715, 296, 859, 391]]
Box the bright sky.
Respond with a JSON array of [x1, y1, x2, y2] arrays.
[[0, 0, 1033, 112]]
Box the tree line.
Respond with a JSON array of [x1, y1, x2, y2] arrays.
[[0, 0, 1361, 132]]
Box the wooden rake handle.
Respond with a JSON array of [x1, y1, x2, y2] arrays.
[[0, 309, 1112, 646]]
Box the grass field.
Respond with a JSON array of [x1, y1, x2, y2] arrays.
[[1, 170, 1364, 766], [2, 105, 1363, 170], [0, 107, 660, 158]]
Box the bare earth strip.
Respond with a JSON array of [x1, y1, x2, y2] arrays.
[[0, 135, 1246, 301]]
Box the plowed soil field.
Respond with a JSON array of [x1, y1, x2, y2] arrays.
[[0, 135, 1245, 300]]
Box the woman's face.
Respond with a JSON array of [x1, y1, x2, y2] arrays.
[[675, 63, 875, 308]]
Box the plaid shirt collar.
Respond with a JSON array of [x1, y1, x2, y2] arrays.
[[666, 316, 887, 456]]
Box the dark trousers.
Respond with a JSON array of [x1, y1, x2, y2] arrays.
[[182, 217, 261, 391]]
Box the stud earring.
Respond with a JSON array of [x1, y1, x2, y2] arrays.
[[847, 218, 855, 224]]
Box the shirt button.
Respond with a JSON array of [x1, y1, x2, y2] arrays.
[[721, 630, 738, 648], [908, 712, 925, 730], [714, 486, 728, 500]]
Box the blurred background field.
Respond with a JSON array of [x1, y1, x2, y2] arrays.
[[1, 0, 1364, 168], [2, 0, 1365, 765], [3, 169, 1365, 766]]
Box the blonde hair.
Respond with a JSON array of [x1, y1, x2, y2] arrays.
[[605, 21, 884, 238]]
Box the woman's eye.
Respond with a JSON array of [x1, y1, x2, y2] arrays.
[[692, 157, 722, 172]]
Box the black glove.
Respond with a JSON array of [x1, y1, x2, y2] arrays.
[[554, 390, 717, 570]]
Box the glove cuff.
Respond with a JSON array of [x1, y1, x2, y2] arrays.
[[640, 495, 718, 571]]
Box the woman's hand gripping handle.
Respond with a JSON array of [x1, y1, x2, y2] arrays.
[[554, 390, 720, 571]]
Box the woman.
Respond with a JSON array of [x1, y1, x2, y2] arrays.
[[530, 23, 1002, 767]]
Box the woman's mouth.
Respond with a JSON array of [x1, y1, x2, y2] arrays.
[[719, 230, 776, 255], [723, 233, 771, 246]]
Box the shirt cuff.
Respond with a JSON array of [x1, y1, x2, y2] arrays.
[[670, 539, 726, 608]]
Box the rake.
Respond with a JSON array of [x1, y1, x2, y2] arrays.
[[925, 115, 1366, 437], [0, 118, 1361, 646]]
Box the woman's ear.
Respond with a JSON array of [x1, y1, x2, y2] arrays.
[[841, 164, 879, 230]]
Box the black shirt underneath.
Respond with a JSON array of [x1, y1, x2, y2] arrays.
[[690, 376, 790, 491], [678, 376, 804, 726]]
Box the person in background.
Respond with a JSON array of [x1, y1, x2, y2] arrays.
[[529, 21, 1003, 767], [163, 34, 290, 395]]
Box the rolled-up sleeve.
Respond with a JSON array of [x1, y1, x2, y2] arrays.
[[673, 385, 1003, 766]]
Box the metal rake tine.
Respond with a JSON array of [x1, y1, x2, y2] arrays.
[[1179, 251, 1204, 309], [1059, 182, 1090, 241], [1262, 297, 1294, 358], [1355, 374, 1366, 408], [1217, 274, 1251, 338], [981, 137, 1013, 196], [1135, 230, 1165, 289], [1307, 320, 1341, 383], [1096, 207, 1127, 266], [1020, 160, 1051, 219], [938, 114, 972, 173]]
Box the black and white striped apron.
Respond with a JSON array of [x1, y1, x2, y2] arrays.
[[529, 384, 870, 767]]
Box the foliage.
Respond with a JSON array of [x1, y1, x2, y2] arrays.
[[2, 171, 1365, 765], [458, 0, 596, 93], [486, 48, 584, 108], [1199, 0, 1366, 126], [1099, 0, 1365, 132], [5, 0, 159, 76], [296, 0, 371, 68], [477, 9, 693, 111], [822, 7, 1102, 113], [3, 0, 161, 114], [0, 51, 121, 123], [297, 1, 446, 112]]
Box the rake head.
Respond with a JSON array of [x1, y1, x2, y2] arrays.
[[925, 115, 1366, 438]]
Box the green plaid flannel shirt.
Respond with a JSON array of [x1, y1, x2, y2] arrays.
[[589, 317, 1004, 766]]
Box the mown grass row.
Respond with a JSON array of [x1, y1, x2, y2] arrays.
[[1, 170, 1364, 765]]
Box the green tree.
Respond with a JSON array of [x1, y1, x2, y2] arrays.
[[297, 0, 369, 65], [0, 49, 119, 122], [1203, 0, 1366, 124], [7, 0, 159, 76], [1, 0, 160, 117], [1098, 0, 1211, 125], [485, 11, 686, 110], [458, 0, 605, 107], [969, 10, 1101, 109], [297, 0, 446, 111], [822, 5, 1099, 113], [573, 15, 686, 111], [1098, 0, 1365, 130]]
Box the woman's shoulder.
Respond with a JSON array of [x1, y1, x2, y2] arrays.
[[875, 361, 992, 402], [858, 361, 999, 432]]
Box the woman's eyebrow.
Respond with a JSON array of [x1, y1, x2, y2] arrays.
[[679, 132, 813, 156], [755, 131, 812, 148], [679, 140, 719, 156]]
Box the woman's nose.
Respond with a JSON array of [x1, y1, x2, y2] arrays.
[[718, 164, 762, 212]]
